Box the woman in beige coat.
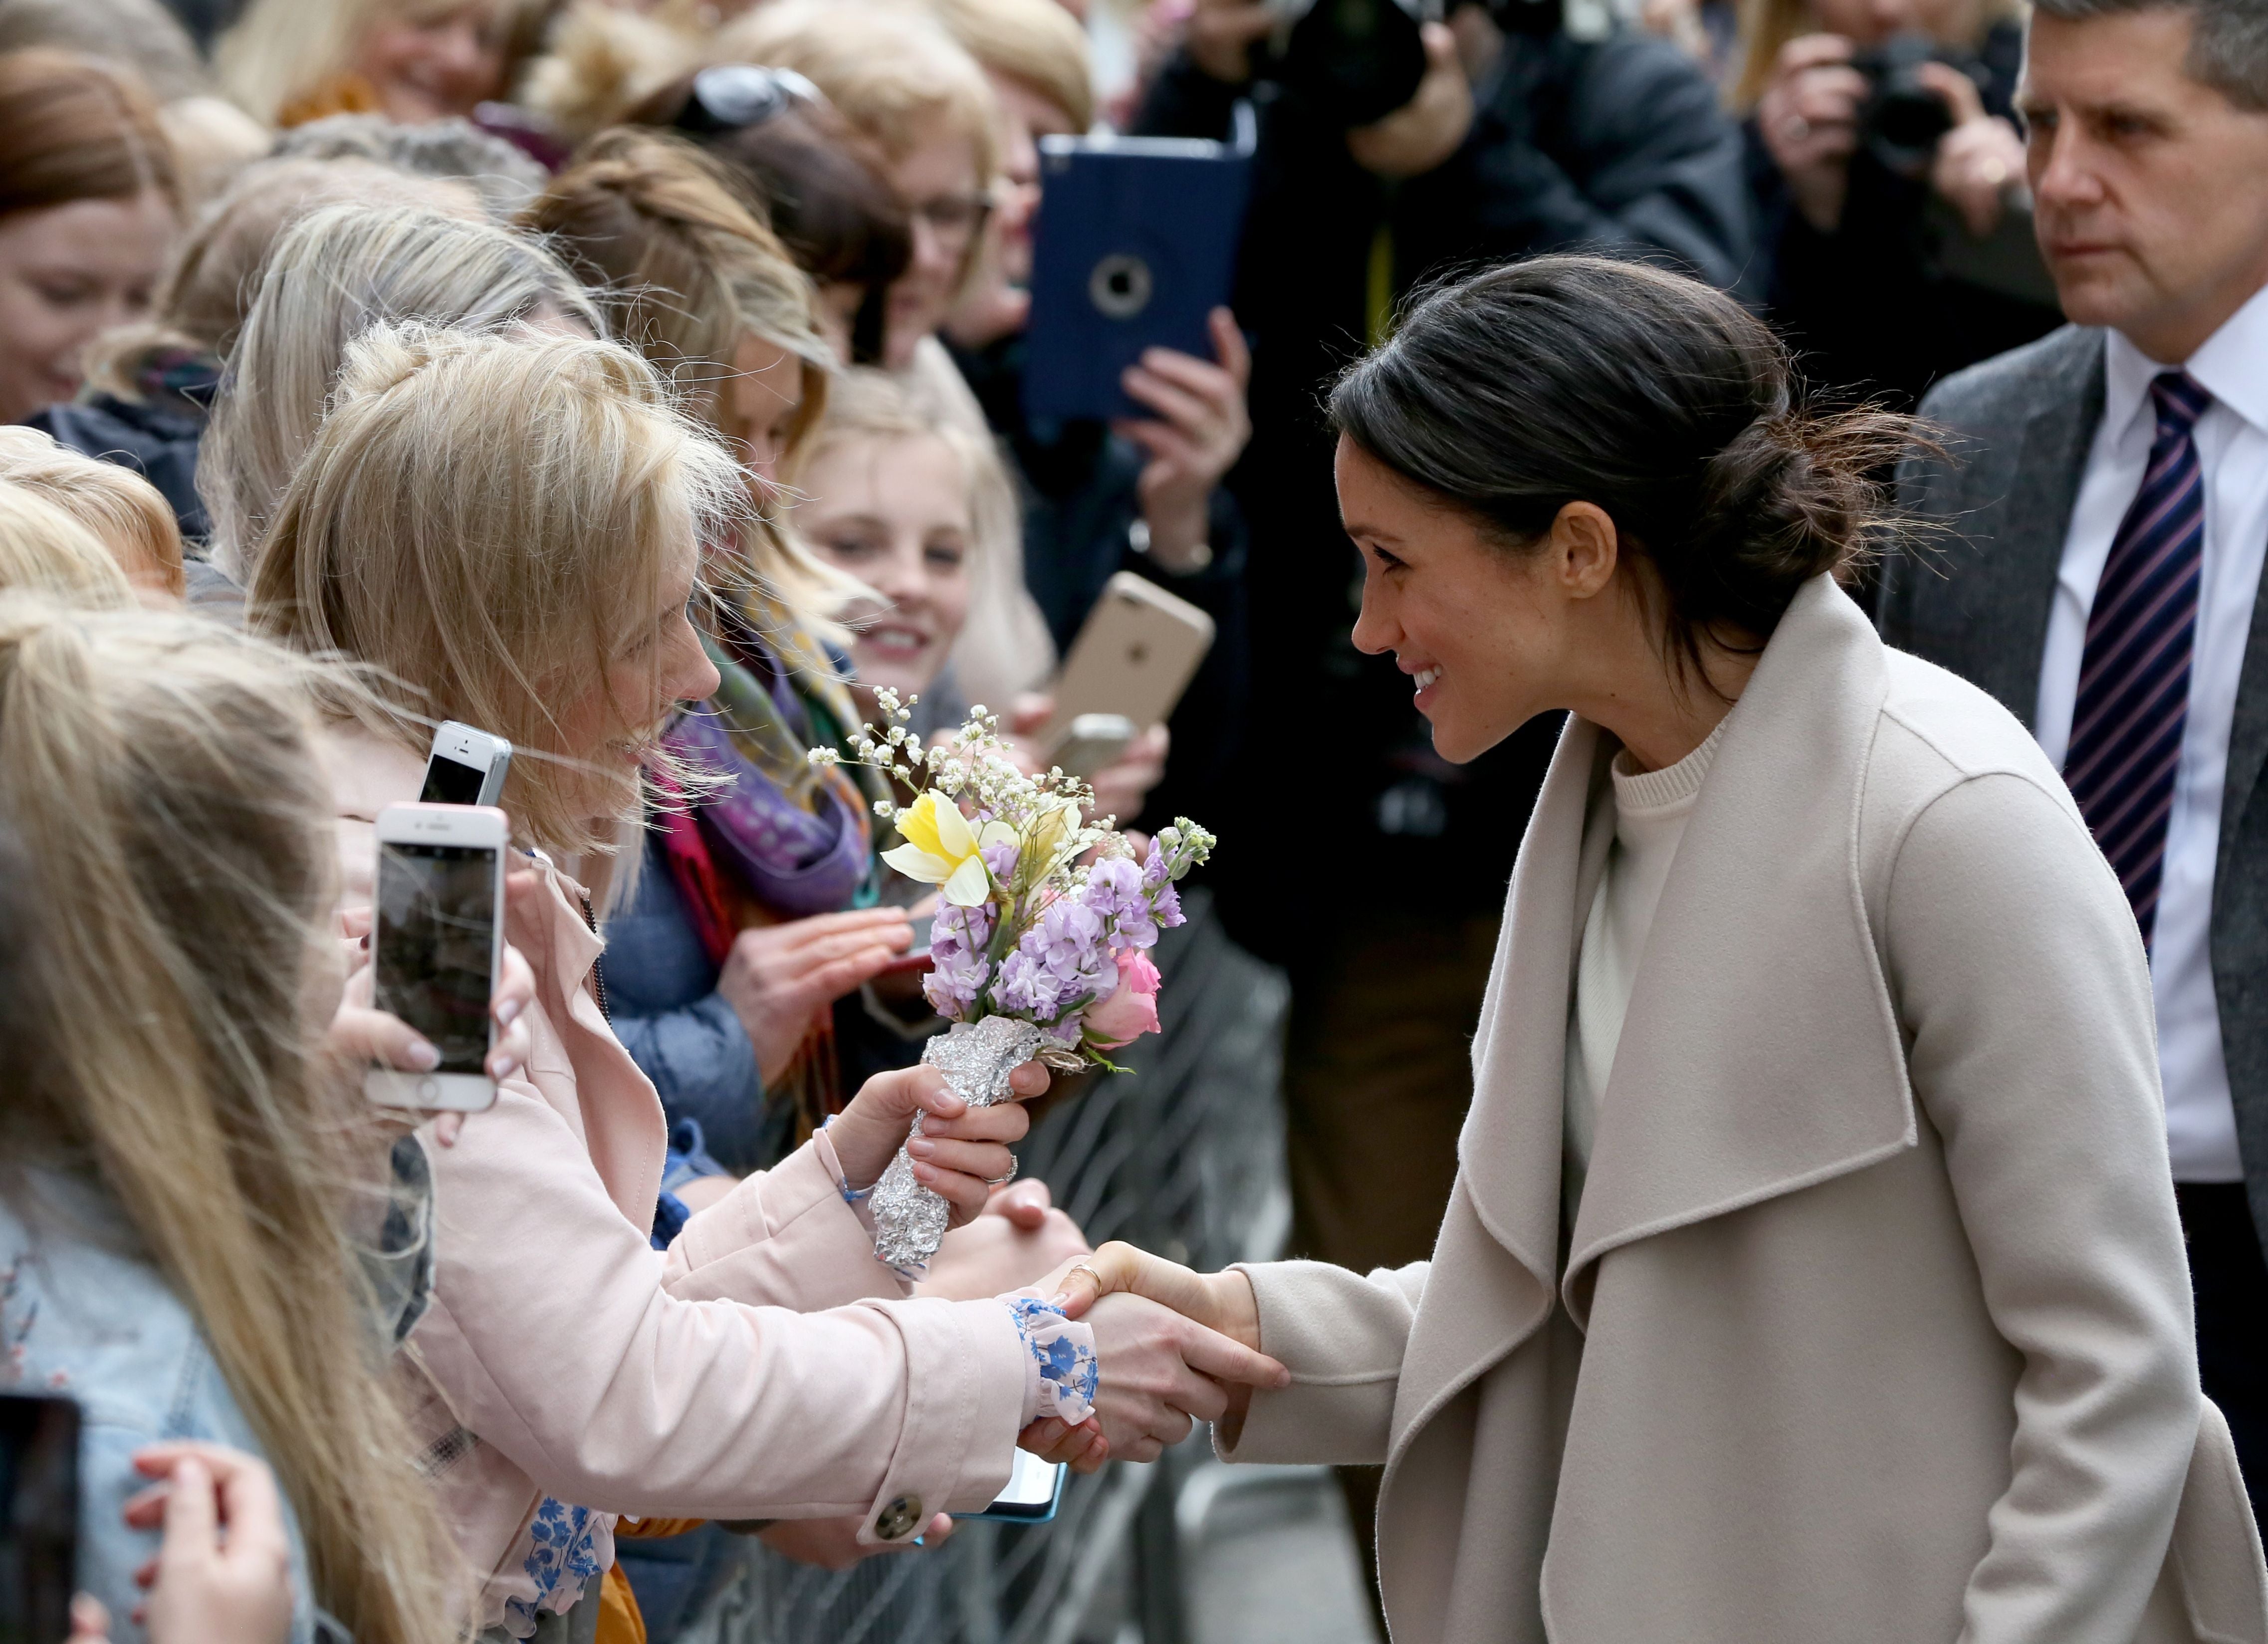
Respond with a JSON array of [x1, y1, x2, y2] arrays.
[[1052, 257, 2268, 1643]]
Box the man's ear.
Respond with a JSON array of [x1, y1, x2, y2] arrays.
[[1551, 501, 1619, 599]]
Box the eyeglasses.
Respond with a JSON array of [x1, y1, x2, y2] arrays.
[[911, 193, 993, 246], [673, 64, 824, 137]]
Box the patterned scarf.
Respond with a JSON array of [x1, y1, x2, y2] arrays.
[[652, 593, 881, 961]]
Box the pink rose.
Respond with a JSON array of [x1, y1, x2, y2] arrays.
[[1086, 948, 1161, 1048]]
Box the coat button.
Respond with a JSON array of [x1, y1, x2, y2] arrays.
[[874, 1495, 922, 1540]]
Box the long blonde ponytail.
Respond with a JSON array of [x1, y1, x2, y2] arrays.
[[0, 597, 467, 1644]]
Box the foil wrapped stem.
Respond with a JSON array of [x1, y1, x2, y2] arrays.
[[871, 1015, 1045, 1270]]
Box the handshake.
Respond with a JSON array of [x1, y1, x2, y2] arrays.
[[1015, 1243, 1285, 1470]]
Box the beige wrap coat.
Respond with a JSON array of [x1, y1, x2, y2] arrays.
[[1224, 576, 2268, 1644]]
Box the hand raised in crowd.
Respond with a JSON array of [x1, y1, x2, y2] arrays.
[[716, 907, 914, 1084], [1759, 35, 1868, 233], [1114, 307, 1253, 572], [826, 1060, 1052, 1224], [331, 899, 537, 1148], [118, 1444, 296, 1644], [1918, 63, 2026, 239], [919, 1179, 1093, 1300], [1345, 22, 1475, 181], [1184, 0, 1276, 84]]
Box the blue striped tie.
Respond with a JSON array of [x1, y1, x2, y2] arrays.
[[2062, 369, 2213, 950]]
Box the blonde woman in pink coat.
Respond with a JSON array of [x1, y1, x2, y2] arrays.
[[248, 321, 1287, 1639]]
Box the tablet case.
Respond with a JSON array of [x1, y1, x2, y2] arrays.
[[1024, 129, 1253, 423]]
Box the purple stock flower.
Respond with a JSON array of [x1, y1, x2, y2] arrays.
[[989, 892, 1115, 1021], [923, 900, 994, 1019]]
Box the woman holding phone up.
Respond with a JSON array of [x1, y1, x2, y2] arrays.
[[247, 318, 1284, 1638], [1044, 256, 2268, 1643]]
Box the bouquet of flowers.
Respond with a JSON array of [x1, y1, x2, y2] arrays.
[[811, 691, 1213, 1268]]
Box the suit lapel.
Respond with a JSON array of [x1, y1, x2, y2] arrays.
[[1562, 578, 1916, 1324], [1940, 328, 2106, 726]]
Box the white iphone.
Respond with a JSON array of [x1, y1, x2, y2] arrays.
[[365, 803, 508, 1113], [420, 720, 513, 807]]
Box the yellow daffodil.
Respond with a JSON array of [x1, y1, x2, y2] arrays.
[[882, 791, 1015, 907]]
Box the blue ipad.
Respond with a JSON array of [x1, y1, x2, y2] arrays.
[[1024, 131, 1253, 424]]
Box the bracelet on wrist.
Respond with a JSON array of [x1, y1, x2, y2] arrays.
[[1131, 516, 1213, 574]]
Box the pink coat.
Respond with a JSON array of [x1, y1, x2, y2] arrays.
[[323, 729, 1027, 1634]]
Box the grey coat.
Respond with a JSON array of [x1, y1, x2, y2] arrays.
[[1224, 576, 2268, 1644], [1882, 323, 2268, 1264]]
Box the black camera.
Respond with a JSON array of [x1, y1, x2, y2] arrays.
[[1259, 0, 1432, 127], [1851, 32, 1989, 174]]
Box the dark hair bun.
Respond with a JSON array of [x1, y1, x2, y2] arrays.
[[1329, 255, 1918, 665]]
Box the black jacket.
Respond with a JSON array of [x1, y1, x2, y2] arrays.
[[1747, 20, 2061, 407], [951, 332, 1250, 822], [27, 353, 219, 542], [1133, 29, 1748, 960]]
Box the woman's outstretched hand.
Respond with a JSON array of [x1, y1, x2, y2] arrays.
[[828, 1061, 1051, 1226], [1046, 1240, 1263, 1349], [1018, 1241, 1285, 1469]]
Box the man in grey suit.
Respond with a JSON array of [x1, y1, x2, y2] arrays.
[[1882, 0, 2268, 1518]]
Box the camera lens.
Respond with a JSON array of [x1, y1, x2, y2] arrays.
[[1090, 254, 1154, 320]]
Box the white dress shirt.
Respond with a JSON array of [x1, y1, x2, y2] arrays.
[[2035, 283, 2268, 1182]]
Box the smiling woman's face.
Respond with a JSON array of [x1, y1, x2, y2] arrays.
[[353, 0, 507, 124], [0, 191, 175, 425], [799, 430, 973, 700], [1337, 436, 1575, 764]]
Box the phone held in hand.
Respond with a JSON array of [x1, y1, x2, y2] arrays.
[[366, 803, 507, 1113], [957, 1449, 1066, 1524], [420, 720, 513, 807], [1039, 572, 1216, 752], [1024, 127, 1253, 423], [1049, 712, 1138, 780], [0, 1393, 79, 1644]]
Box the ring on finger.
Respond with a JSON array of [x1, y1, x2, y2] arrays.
[[985, 1157, 1020, 1187], [1063, 1263, 1103, 1294]]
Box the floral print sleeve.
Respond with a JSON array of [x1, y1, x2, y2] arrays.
[[1003, 1294, 1098, 1425]]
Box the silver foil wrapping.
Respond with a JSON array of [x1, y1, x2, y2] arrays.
[[871, 1015, 1044, 1270]]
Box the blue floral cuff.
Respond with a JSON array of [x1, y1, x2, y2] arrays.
[[1004, 1294, 1098, 1425]]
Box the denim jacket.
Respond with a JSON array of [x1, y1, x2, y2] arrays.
[[0, 1171, 319, 1644]]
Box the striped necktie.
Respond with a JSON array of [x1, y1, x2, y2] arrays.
[[2062, 369, 2213, 950]]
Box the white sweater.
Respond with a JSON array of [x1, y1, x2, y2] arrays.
[[1563, 718, 1728, 1223]]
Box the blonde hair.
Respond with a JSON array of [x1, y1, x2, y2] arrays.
[[714, 0, 1000, 180], [0, 483, 137, 605], [517, 0, 703, 145], [0, 595, 465, 1644], [1726, 0, 2018, 107], [520, 127, 859, 619], [0, 428, 183, 597], [199, 202, 603, 580], [86, 156, 483, 410], [154, 95, 270, 209], [249, 322, 749, 858], [923, 0, 1094, 132]]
